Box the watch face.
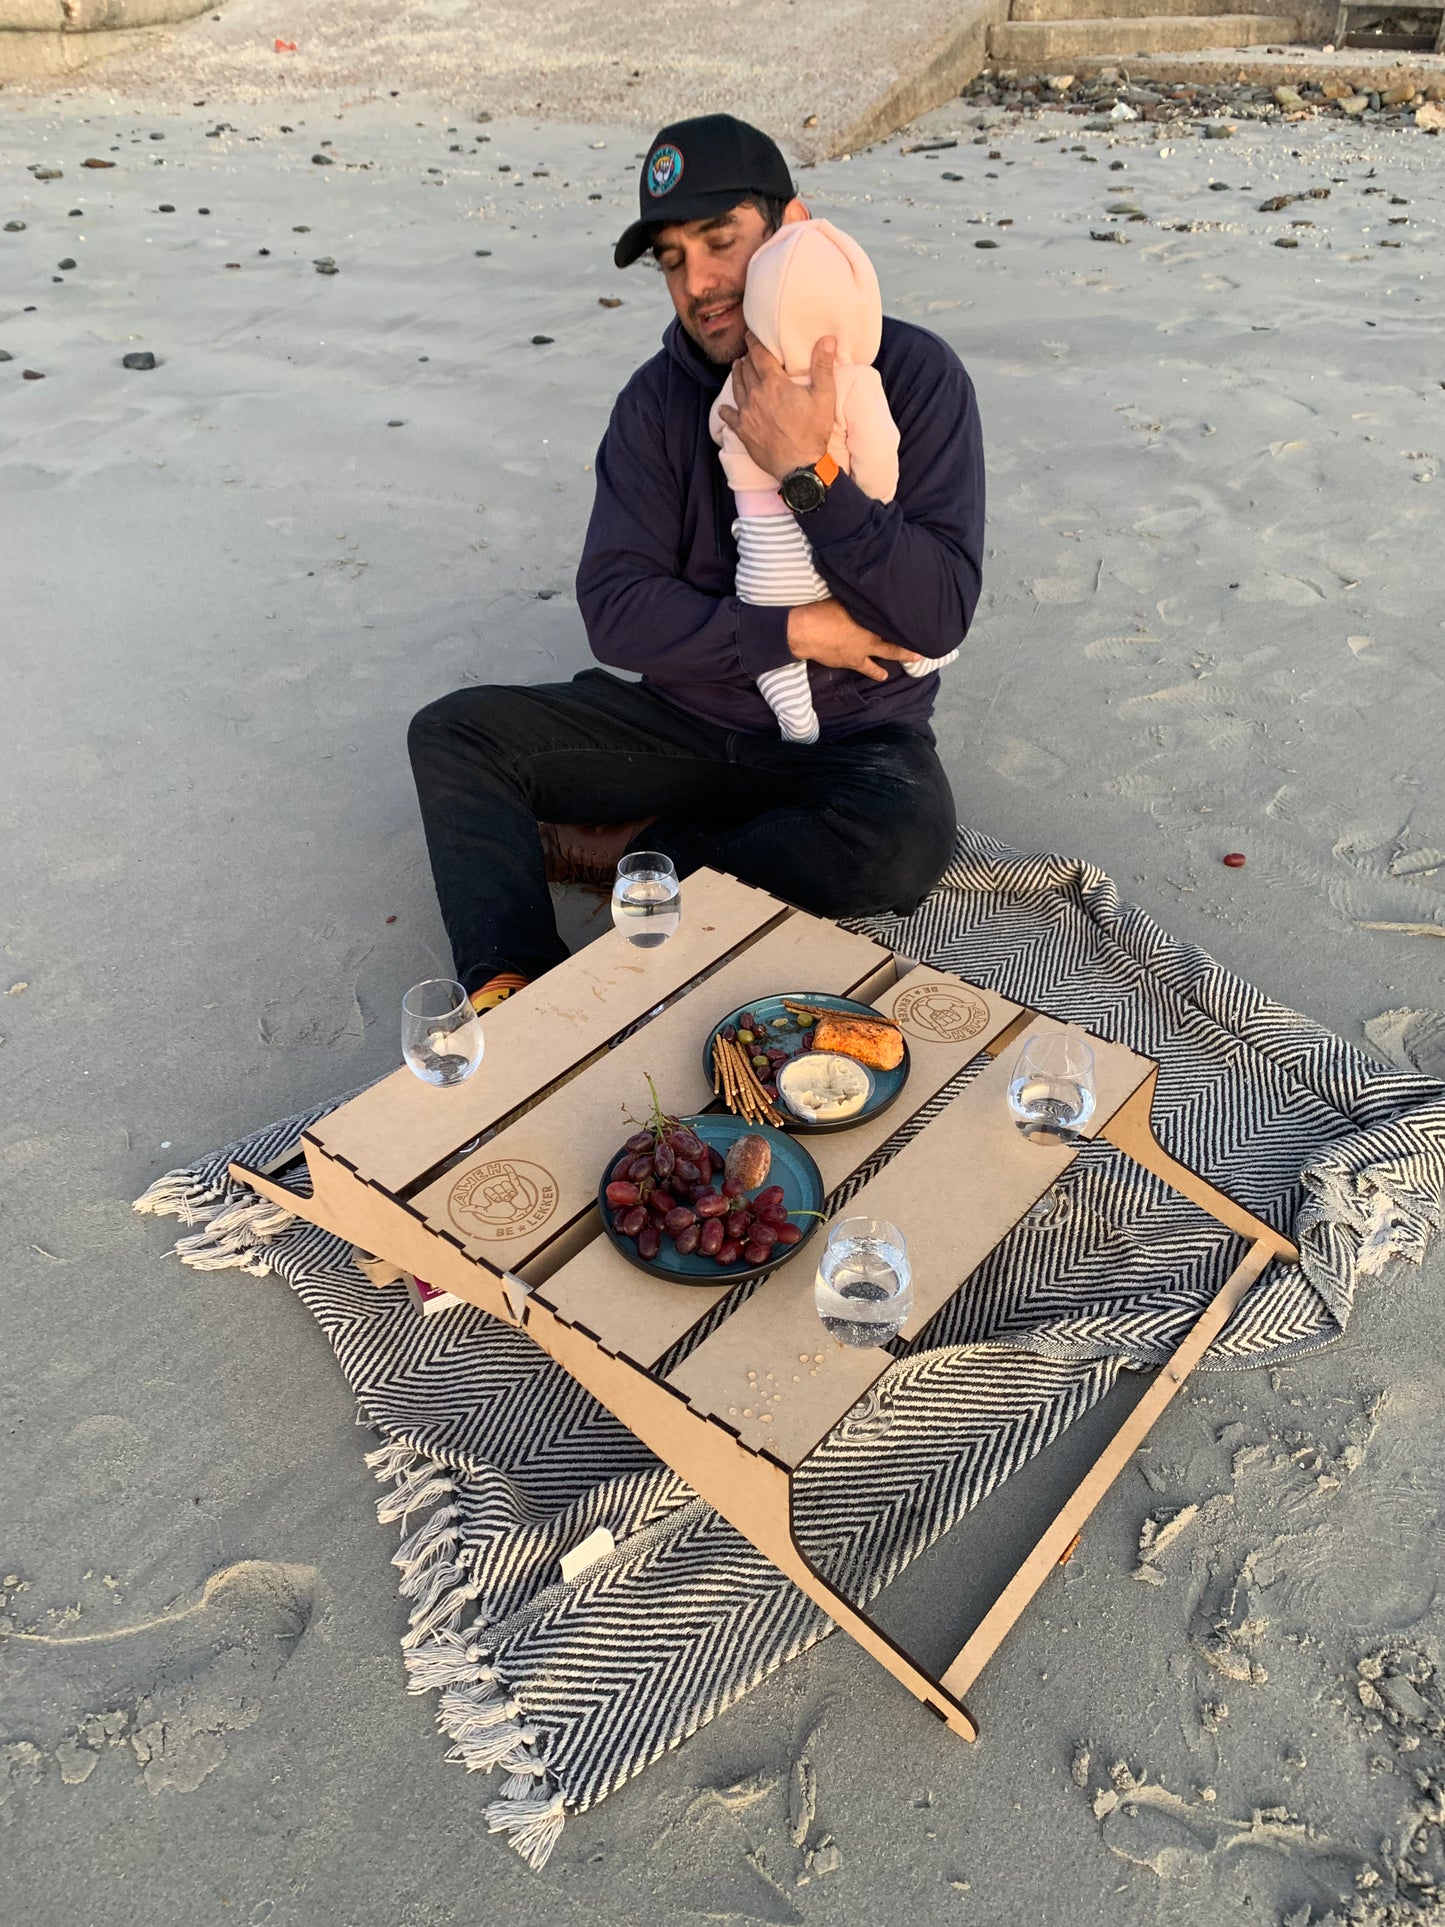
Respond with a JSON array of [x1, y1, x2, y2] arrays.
[[781, 468, 826, 514]]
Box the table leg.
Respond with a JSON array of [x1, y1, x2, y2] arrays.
[[938, 1237, 1275, 1702], [520, 1295, 978, 1739]]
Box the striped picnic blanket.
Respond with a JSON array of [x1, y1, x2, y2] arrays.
[[136, 829, 1445, 1868]]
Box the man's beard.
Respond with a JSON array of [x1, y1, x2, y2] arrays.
[[685, 291, 748, 365]]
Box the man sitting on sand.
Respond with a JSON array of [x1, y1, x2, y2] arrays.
[[408, 114, 986, 1011]]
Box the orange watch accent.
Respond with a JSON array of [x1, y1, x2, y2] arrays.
[[814, 454, 840, 489]]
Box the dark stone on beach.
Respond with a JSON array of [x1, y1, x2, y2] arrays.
[[69, 208, 83, 216], [58, 257, 76, 269], [312, 154, 334, 165], [1274, 236, 1299, 248], [388, 419, 404, 426], [941, 171, 962, 181], [82, 158, 116, 168], [159, 204, 175, 213], [259, 247, 270, 255], [150, 132, 165, 140], [1260, 194, 1292, 210], [475, 248, 492, 256], [974, 239, 999, 248], [532, 334, 555, 344], [31, 167, 62, 180], [598, 296, 622, 308], [293, 225, 311, 232], [1204, 124, 1233, 138], [314, 258, 338, 274], [122, 352, 157, 369], [199, 207, 211, 215], [5, 221, 26, 232], [23, 369, 45, 379], [0, 349, 11, 360], [1208, 181, 1230, 191]]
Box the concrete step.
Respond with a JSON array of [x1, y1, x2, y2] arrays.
[[1058, 44, 1445, 87], [1010, 0, 1281, 18], [990, 15, 1301, 60]]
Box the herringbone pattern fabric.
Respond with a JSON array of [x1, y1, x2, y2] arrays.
[[137, 829, 1445, 1868]]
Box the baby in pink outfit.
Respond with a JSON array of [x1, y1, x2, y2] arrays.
[[709, 218, 959, 743]]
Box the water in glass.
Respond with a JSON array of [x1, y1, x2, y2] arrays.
[[814, 1217, 912, 1348], [402, 979, 484, 1088], [611, 852, 681, 949], [1007, 1029, 1096, 1143]]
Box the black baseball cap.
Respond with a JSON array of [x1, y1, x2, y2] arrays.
[[614, 114, 795, 269]]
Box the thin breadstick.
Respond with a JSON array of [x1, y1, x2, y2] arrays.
[[721, 1041, 744, 1117], [783, 998, 901, 1031], [731, 1038, 782, 1128]]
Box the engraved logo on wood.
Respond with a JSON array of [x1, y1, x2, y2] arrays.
[[893, 983, 990, 1045], [449, 1159, 559, 1241]]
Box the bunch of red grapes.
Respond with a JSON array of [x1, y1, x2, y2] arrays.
[[604, 1121, 803, 1268]]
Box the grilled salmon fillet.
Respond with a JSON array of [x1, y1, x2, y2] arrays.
[[811, 1013, 905, 1072]]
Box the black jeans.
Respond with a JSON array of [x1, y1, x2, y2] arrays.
[[407, 669, 957, 991]]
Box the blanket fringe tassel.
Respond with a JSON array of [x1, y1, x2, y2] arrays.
[[483, 1790, 566, 1870], [170, 1196, 297, 1274], [367, 1435, 566, 1869], [132, 1168, 229, 1226]]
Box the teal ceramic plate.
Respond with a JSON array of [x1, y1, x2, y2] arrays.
[[598, 1113, 824, 1288], [702, 991, 911, 1134]]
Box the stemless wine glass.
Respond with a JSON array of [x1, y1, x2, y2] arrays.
[[814, 1215, 912, 1349], [1007, 1028, 1096, 1145], [402, 979, 484, 1087], [611, 851, 681, 949]]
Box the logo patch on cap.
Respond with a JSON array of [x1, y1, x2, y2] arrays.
[[646, 143, 684, 198]]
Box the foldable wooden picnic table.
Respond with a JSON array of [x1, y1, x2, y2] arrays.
[[233, 867, 1298, 1740]]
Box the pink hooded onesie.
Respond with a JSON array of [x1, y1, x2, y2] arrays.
[[709, 218, 958, 743]]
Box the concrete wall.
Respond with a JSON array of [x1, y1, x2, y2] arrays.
[[831, 0, 1014, 155], [0, 0, 208, 81]]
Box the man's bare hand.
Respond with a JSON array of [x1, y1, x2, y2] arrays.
[[717, 332, 837, 480], [786, 599, 923, 684]]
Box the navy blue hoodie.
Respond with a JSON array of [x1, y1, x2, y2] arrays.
[[575, 315, 985, 743]]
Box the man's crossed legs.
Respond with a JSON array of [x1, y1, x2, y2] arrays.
[[408, 668, 956, 993]]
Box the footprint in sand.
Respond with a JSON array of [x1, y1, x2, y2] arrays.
[[1089, 1770, 1361, 1898], [1, 1560, 317, 1799], [256, 920, 374, 1051]]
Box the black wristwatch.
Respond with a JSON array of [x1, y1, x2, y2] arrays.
[[779, 453, 839, 515]]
